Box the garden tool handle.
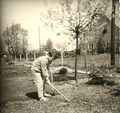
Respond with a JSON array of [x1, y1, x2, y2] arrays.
[[49, 84, 70, 102]]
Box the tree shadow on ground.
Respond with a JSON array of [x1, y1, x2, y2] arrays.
[[26, 92, 39, 100], [110, 86, 120, 96]]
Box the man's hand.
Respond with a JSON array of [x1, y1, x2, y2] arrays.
[[46, 80, 51, 85], [45, 76, 51, 85]]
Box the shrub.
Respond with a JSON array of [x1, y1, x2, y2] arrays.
[[116, 66, 120, 73], [58, 67, 67, 74], [97, 38, 105, 54], [87, 65, 116, 86]]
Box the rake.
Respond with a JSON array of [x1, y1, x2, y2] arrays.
[[49, 84, 70, 102], [49, 67, 70, 102]]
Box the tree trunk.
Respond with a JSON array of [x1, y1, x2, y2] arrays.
[[83, 46, 87, 69], [111, 0, 116, 65], [34, 52, 36, 60], [118, 58, 120, 65], [75, 35, 79, 85], [84, 54, 87, 69], [10, 53, 14, 64], [61, 51, 64, 67], [26, 53, 28, 61], [20, 54, 22, 61], [15, 54, 17, 61]]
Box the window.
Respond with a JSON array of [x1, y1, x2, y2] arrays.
[[102, 25, 107, 34], [88, 43, 94, 50]]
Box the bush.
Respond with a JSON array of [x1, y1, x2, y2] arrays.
[[116, 66, 120, 73], [87, 65, 116, 86], [58, 67, 67, 74], [97, 38, 105, 54]]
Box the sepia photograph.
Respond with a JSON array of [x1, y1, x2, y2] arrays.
[[0, 0, 120, 113]]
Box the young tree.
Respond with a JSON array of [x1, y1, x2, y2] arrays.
[[2, 24, 28, 62], [54, 40, 67, 67], [21, 35, 28, 58], [45, 0, 110, 85], [54, 33, 75, 67], [60, 0, 110, 84], [44, 38, 53, 51]]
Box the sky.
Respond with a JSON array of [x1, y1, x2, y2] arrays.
[[1, 0, 116, 51], [1, 0, 75, 50]]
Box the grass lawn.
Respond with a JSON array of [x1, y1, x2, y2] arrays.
[[53, 54, 120, 69], [0, 54, 120, 113]]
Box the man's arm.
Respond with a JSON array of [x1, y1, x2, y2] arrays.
[[41, 61, 51, 85]]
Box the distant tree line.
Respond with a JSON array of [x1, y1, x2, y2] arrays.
[[1, 24, 28, 63]]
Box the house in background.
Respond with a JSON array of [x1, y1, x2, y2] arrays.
[[63, 14, 120, 58], [85, 1, 120, 55], [82, 14, 120, 55], [63, 2, 120, 57]]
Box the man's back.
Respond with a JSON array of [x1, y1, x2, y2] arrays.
[[32, 56, 49, 69]]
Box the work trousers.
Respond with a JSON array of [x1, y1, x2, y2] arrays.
[[31, 67, 45, 98]]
